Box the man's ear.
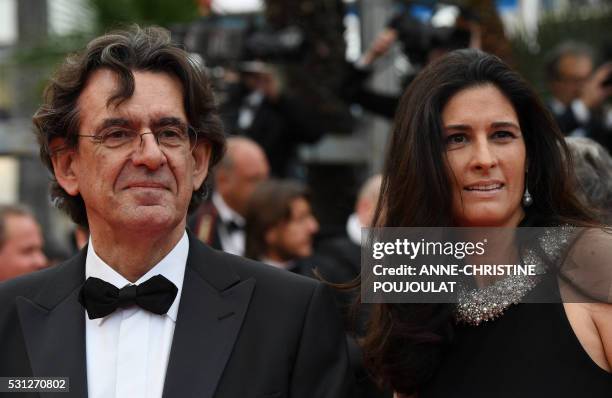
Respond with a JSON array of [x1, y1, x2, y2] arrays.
[[49, 138, 80, 196], [192, 141, 212, 191]]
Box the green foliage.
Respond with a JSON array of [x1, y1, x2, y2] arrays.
[[511, 8, 612, 96], [13, 0, 200, 65], [12, 33, 90, 65], [89, 0, 199, 31], [6, 0, 201, 106]]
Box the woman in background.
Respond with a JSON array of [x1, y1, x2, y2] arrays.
[[363, 49, 611, 397]]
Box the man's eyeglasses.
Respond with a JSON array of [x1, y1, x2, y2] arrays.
[[78, 125, 198, 152]]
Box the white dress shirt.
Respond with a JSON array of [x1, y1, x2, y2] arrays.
[[346, 212, 364, 247], [85, 232, 189, 398], [212, 192, 246, 256], [549, 97, 590, 137], [237, 90, 264, 130], [260, 257, 292, 270]]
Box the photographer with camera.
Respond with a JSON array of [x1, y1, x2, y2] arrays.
[[220, 61, 325, 178], [343, 3, 481, 119], [545, 41, 612, 152]]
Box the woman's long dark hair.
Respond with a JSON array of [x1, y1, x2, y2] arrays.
[[363, 49, 596, 395]]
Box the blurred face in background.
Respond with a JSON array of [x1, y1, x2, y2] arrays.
[[216, 140, 270, 216], [550, 54, 593, 106], [442, 84, 527, 228], [265, 197, 319, 261], [0, 214, 47, 281]]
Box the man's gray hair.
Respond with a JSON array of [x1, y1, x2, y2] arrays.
[[33, 25, 226, 227], [545, 41, 594, 81]]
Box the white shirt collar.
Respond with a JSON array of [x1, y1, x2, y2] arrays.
[[212, 191, 245, 226], [85, 231, 189, 325], [246, 90, 264, 107], [346, 212, 364, 246], [570, 99, 590, 124], [549, 97, 566, 115], [261, 257, 293, 270]]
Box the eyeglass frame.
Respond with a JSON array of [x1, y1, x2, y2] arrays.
[[76, 124, 199, 153]]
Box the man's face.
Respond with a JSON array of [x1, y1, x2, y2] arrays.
[[266, 197, 319, 261], [54, 69, 210, 237], [0, 214, 47, 281], [217, 147, 269, 216], [550, 54, 593, 106]]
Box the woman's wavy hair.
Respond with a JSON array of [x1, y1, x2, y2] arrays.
[[363, 49, 596, 395], [33, 25, 226, 227]]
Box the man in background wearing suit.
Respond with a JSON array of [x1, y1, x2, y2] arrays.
[[189, 136, 269, 255], [0, 26, 351, 398], [545, 42, 612, 151], [315, 174, 389, 398]]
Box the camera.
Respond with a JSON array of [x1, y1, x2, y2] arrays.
[[180, 14, 306, 69], [389, 2, 477, 66]]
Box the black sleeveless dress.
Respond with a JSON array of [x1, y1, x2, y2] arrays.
[[419, 277, 612, 397]]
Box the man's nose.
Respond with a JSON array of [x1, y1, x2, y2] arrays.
[[309, 216, 319, 234], [132, 132, 166, 169], [32, 250, 48, 270]]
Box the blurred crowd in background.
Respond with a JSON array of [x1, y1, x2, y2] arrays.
[[0, 0, 611, 395]]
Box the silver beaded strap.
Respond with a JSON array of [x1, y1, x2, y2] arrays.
[[454, 225, 575, 326]]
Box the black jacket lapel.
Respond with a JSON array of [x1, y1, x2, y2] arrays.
[[15, 250, 88, 398], [162, 234, 255, 398]]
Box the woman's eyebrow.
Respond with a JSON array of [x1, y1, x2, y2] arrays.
[[491, 121, 520, 130], [443, 122, 521, 131], [444, 124, 471, 131]]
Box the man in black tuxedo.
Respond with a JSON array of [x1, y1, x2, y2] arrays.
[[189, 136, 269, 256], [0, 26, 351, 398], [315, 174, 390, 398], [545, 42, 612, 151], [220, 61, 325, 178]]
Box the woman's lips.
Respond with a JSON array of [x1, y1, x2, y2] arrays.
[[464, 183, 504, 191], [463, 182, 505, 198]]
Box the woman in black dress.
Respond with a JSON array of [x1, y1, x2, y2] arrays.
[[362, 49, 612, 397]]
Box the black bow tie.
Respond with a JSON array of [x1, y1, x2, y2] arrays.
[[224, 219, 243, 234], [79, 275, 178, 320]]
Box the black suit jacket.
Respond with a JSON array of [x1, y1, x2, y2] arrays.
[[188, 200, 223, 251], [221, 85, 325, 178], [547, 98, 612, 153], [0, 232, 351, 398]]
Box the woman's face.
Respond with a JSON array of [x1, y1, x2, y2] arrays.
[[442, 84, 527, 227]]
